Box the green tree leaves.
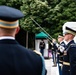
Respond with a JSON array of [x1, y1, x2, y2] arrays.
[[20, 0, 50, 33], [0, 0, 76, 38]]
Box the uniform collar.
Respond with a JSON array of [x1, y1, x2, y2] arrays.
[[63, 40, 68, 45], [60, 41, 63, 44], [0, 36, 15, 40], [67, 40, 74, 44]]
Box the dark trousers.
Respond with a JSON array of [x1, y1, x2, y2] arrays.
[[52, 51, 57, 65], [59, 65, 62, 75], [57, 55, 62, 75], [40, 49, 44, 56]]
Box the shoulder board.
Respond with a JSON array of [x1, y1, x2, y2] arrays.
[[33, 50, 42, 56], [66, 44, 76, 50], [34, 50, 46, 75], [70, 44, 76, 47], [70, 44, 75, 45]]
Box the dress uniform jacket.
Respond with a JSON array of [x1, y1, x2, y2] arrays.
[[67, 41, 76, 75], [62, 40, 75, 75], [57, 41, 66, 75], [58, 41, 66, 65], [0, 39, 46, 75]]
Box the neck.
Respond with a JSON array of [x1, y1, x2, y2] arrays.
[[0, 35, 15, 37]]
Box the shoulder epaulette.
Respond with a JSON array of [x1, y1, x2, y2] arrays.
[[70, 43, 75, 45], [33, 50, 46, 75], [70, 44, 76, 47], [33, 50, 42, 56]]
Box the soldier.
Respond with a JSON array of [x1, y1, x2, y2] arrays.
[[65, 26, 76, 75], [57, 34, 66, 75], [62, 22, 76, 75], [39, 39, 45, 56], [0, 5, 47, 75], [51, 39, 58, 67]]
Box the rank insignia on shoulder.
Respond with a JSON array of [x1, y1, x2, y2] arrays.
[[70, 44, 75, 45], [70, 44, 76, 47]]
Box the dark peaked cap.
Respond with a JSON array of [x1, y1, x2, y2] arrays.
[[0, 6, 24, 21], [65, 26, 76, 35], [0, 5, 24, 28]]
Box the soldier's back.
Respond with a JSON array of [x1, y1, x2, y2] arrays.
[[0, 39, 43, 75]]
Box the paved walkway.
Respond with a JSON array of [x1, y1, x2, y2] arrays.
[[45, 58, 59, 75]]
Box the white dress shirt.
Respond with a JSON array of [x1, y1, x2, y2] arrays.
[[0, 36, 15, 40]]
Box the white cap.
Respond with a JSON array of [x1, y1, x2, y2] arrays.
[[62, 22, 76, 35]]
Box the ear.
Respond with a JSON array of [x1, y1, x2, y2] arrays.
[[15, 26, 20, 35]]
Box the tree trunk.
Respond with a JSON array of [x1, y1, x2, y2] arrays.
[[26, 31, 28, 48]]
